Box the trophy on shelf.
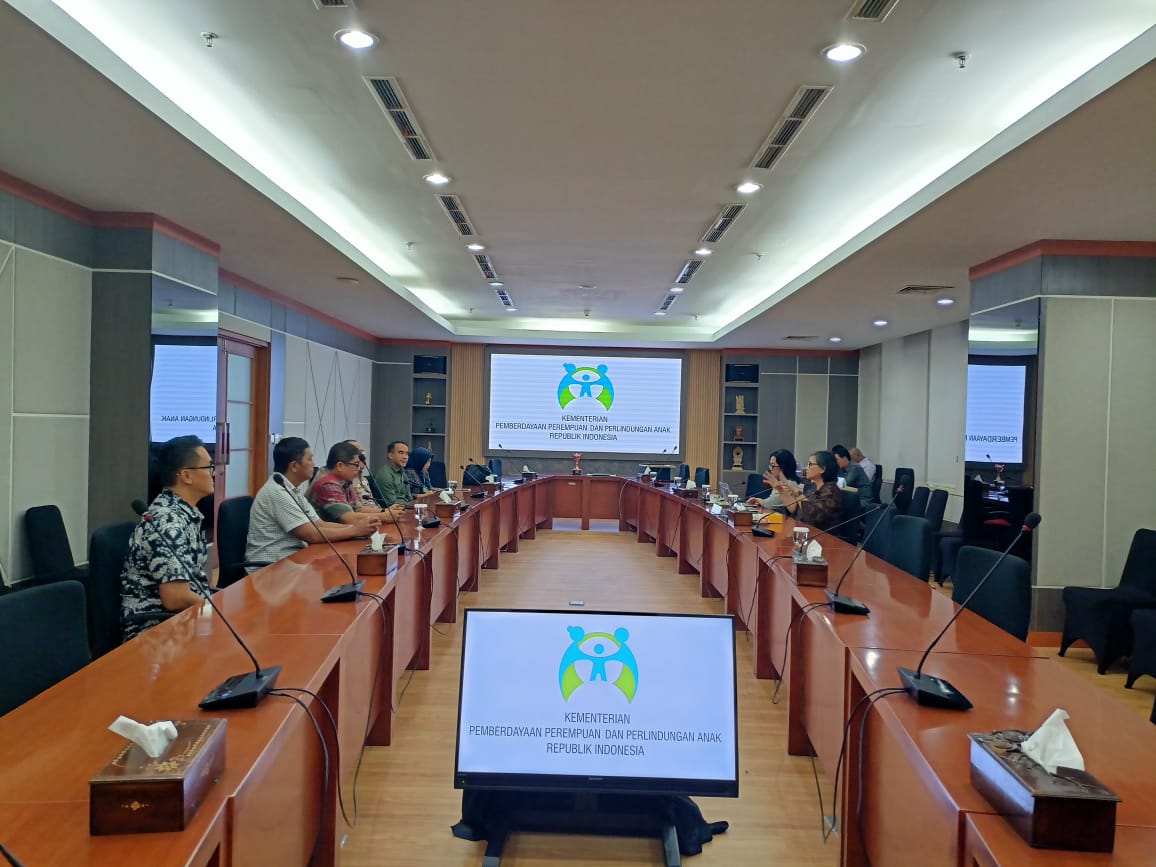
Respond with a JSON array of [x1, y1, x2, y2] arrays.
[[571, 453, 583, 475], [732, 446, 744, 471], [734, 394, 746, 415], [733, 425, 744, 441], [424, 392, 433, 406]]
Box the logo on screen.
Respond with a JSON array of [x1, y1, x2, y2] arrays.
[[558, 626, 638, 702], [557, 364, 614, 410]]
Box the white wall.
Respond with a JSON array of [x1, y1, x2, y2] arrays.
[[283, 334, 373, 463], [857, 322, 968, 521], [0, 243, 92, 582]]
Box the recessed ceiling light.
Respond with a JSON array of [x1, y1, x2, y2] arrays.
[[654, 310, 667, 316], [669, 287, 684, 294], [936, 297, 956, 307], [466, 243, 485, 251], [506, 307, 517, 312], [578, 284, 597, 290], [335, 29, 378, 50], [823, 43, 865, 63], [828, 336, 843, 344], [736, 181, 762, 195], [694, 248, 713, 257], [489, 281, 504, 287], [423, 172, 452, 186], [872, 319, 888, 327]]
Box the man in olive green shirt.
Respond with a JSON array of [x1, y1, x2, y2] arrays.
[[374, 440, 413, 506]]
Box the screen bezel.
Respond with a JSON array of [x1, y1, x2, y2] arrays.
[[453, 608, 739, 798], [483, 348, 687, 460]]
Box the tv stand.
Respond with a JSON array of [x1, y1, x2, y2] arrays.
[[454, 790, 726, 866]]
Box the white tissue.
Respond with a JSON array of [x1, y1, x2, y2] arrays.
[[109, 715, 178, 759], [642, 465, 652, 475], [439, 489, 454, 505], [686, 480, 697, 490], [370, 529, 385, 552], [709, 503, 724, 516], [1021, 709, 1085, 774], [806, 540, 824, 561], [485, 474, 497, 484], [733, 502, 746, 512], [521, 464, 531, 473]]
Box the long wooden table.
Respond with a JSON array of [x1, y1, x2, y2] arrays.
[[0, 476, 1150, 866]]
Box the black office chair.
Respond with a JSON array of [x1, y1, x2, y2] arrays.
[[1059, 528, 1156, 674], [937, 478, 989, 583], [885, 515, 932, 582], [1125, 610, 1156, 690], [694, 467, 709, 487], [837, 491, 862, 544], [428, 460, 448, 489], [871, 464, 884, 504], [86, 521, 137, 658], [0, 580, 90, 716], [908, 486, 930, 520], [678, 464, 690, 482], [863, 507, 893, 561], [892, 468, 915, 514], [923, 489, 948, 534], [952, 546, 1031, 641], [487, 459, 503, 478], [23, 505, 88, 585], [745, 473, 765, 500], [216, 496, 269, 587], [983, 486, 1034, 560]]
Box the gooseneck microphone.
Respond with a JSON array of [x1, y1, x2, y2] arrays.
[[825, 476, 911, 616], [140, 512, 281, 710], [272, 472, 366, 600], [897, 512, 1042, 711], [131, 498, 148, 517]]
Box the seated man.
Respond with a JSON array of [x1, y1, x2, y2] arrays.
[[833, 444, 878, 505], [121, 435, 218, 641], [850, 446, 876, 482], [310, 442, 391, 526], [373, 440, 413, 507], [246, 437, 376, 570], [342, 439, 388, 512]]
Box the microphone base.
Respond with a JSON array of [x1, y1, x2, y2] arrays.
[[825, 591, 870, 616], [752, 526, 775, 539], [896, 667, 972, 711], [321, 581, 364, 603], [199, 665, 282, 711]]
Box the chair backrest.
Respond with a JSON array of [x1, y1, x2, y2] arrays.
[[871, 464, 884, 504], [216, 496, 255, 588], [892, 468, 915, 514], [952, 546, 1031, 641], [909, 486, 930, 520], [885, 515, 932, 582], [694, 467, 710, 487], [487, 458, 503, 477], [745, 473, 765, 500], [1006, 486, 1034, 525], [837, 492, 862, 544], [23, 505, 78, 582], [923, 489, 948, 534], [678, 464, 690, 481], [428, 460, 448, 489], [1119, 528, 1156, 592], [87, 521, 137, 658], [959, 478, 987, 541], [863, 508, 893, 560], [0, 580, 90, 715]]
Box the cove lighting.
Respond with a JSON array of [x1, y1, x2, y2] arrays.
[[823, 43, 865, 63], [336, 29, 378, 50]]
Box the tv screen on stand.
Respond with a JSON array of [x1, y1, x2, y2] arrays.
[[454, 609, 739, 798]]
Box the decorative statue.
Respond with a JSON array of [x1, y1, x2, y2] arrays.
[[733, 425, 744, 441], [732, 447, 744, 471], [424, 392, 434, 406], [734, 394, 746, 415], [572, 453, 583, 475]]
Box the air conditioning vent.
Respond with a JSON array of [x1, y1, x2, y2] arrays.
[[849, 0, 898, 21], [701, 204, 746, 244], [494, 288, 515, 308], [750, 86, 831, 172], [474, 254, 497, 280], [783, 335, 819, 341], [365, 77, 434, 161], [898, 284, 953, 295], [314, 0, 353, 7], [675, 259, 704, 285], [438, 194, 475, 236], [659, 294, 679, 312]]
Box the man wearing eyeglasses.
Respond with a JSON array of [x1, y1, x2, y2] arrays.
[[309, 442, 387, 526], [121, 435, 218, 640]]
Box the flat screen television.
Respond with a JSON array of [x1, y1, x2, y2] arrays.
[[454, 609, 739, 797], [965, 358, 1029, 466]]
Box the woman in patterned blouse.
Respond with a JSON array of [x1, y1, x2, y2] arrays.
[[776, 450, 843, 531]]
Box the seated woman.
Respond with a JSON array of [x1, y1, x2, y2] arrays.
[[775, 450, 843, 531], [746, 449, 798, 510], [404, 446, 436, 498]]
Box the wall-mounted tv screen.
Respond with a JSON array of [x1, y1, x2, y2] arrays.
[[150, 342, 217, 443], [965, 360, 1028, 465], [455, 609, 739, 797], [487, 353, 682, 455]]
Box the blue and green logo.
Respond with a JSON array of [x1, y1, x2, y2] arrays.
[[558, 625, 638, 702], [557, 363, 614, 410]]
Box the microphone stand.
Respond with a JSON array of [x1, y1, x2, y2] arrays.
[[824, 480, 911, 615], [897, 513, 1041, 711], [272, 473, 367, 600], [141, 512, 281, 710]]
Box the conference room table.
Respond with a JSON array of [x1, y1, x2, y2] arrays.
[[0, 475, 1152, 867]]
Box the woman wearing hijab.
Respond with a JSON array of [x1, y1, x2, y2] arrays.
[[404, 446, 436, 498]]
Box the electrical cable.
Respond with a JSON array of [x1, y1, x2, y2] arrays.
[[271, 686, 350, 827], [854, 689, 905, 863], [0, 843, 25, 867], [351, 590, 391, 822], [269, 690, 331, 865], [740, 553, 792, 645], [771, 601, 831, 704]]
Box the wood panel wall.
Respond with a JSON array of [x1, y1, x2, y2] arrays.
[[685, 350, 721, 484], [447, 343, 484, 479]]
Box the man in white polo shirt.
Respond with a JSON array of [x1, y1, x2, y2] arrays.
[[245, 436, 377, 571]]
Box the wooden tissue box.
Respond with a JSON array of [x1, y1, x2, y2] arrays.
[[792, 551, 829, 587], [482, 482, 500, 496], [434, 501, 458, 520], [969, 731, 1120, 852], [90, 718, 226, 835], [356, 544, 399, 577], [728, 509, 753, 528]]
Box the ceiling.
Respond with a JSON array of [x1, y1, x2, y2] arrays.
[[1, 0, 1154, 349]]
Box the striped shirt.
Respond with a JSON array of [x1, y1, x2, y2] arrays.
[[245, 476, 321, 571]]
